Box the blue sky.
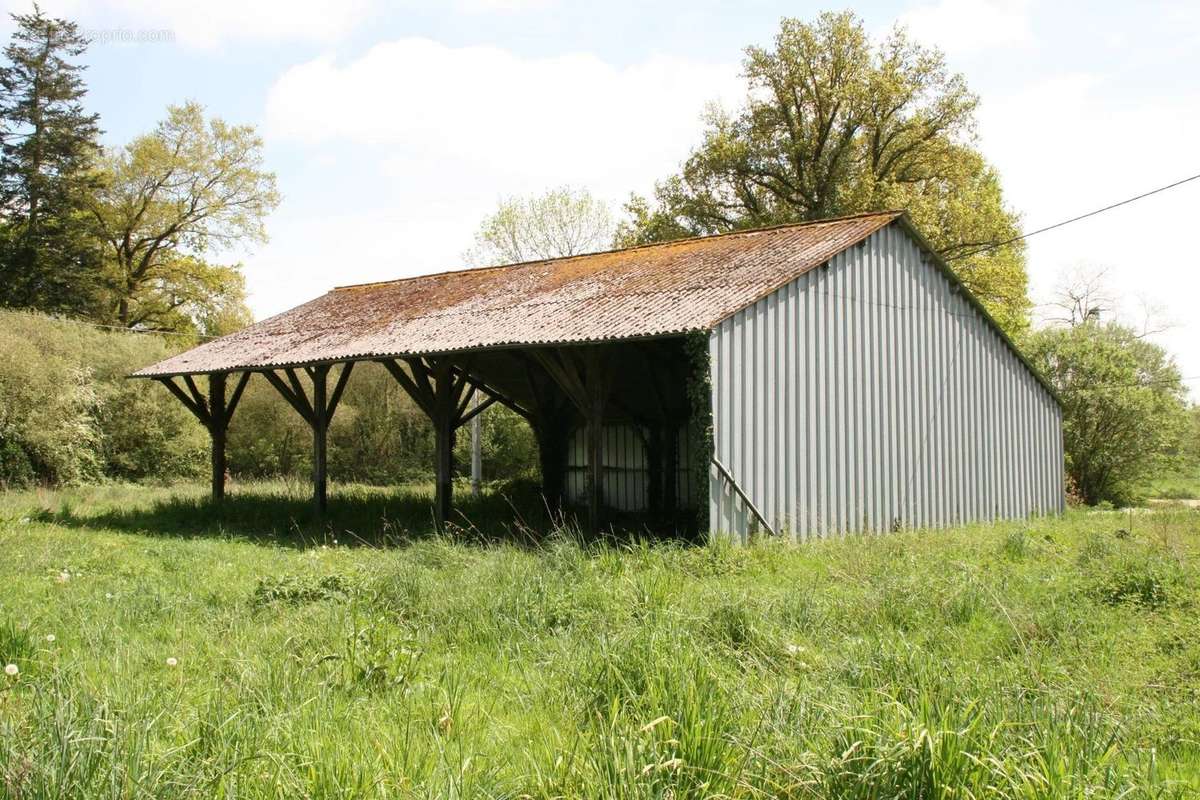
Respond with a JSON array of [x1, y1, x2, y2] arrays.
[[11, 0, 1200, 390]]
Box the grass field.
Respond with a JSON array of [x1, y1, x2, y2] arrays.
[[1, 481, 1198, 799]]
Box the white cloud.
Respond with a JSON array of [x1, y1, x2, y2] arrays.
[[900, 0, 1033, 55], [265, 39, 741, 197], [249, 40, 740, 315], [978, 71, 1200, 395], [455, 0, 554, 12], [7, 0, 372, 47]]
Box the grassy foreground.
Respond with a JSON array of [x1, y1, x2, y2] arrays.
[[0, 482, 1198, 799]]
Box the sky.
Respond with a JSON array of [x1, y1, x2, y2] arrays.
[[8, 0, 1199, 394]]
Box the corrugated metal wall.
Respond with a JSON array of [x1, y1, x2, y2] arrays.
[[567, 424, 698, 512], [708, 222, 1064, 540]]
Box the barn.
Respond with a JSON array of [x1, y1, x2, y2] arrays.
[[133, 210, 1065, 540]]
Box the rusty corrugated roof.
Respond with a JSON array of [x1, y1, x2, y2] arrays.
[[133, 210, 902, 377]]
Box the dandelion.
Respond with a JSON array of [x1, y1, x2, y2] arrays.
[[166, 657, 178, 667], [4, 664, 17, 677], [45, 634, 56, 643], [105, 592, 113, 600], [56, 570, 70, 583]]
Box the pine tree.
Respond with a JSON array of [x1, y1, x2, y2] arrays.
[[0, 6, 103, 316]]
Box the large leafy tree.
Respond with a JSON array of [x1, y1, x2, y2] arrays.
[[1027, 321, 1188, 505], [465, 185, 613, 266], [0, 7, 104, 316], [618, 11, 1029, 332], [89, 102, 279, 334]]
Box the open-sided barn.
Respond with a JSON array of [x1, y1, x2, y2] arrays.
[[134, 210, 1064, 540]]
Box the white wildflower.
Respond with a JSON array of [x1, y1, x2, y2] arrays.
[[4, 663, 17, 677], [45, 634, 56, 643], [166, 657, 178, 667]]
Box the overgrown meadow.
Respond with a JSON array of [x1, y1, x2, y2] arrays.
[[1, 482, 1197, 798]]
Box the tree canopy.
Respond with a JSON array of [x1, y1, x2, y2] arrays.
[[1027, 320, 1188, 505], [465, 186, 613, 266], [617, 11, 1029, 333], [0, 7, 103, 317], [88, 102, 279, 334]]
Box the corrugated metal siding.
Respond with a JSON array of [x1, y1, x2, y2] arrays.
[[709, 223, 1064, 540], [567, 424, 698, 512]]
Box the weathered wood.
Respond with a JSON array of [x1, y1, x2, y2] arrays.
[[326, 362, 355, 418], [227, 372, 251, 419], [532, 346, 613, 533], [517, 354, 574, 512], [261, 369, 315, 424], [458, 394, 496, 425], [311, 364, 330, 514], [259, 363, 354, 514], [381, 356, 474, 531], [209, 373, 228, 501], [156, 373, 255, 502], [646, 424, 663, 513], [157, 377, 210, 426]]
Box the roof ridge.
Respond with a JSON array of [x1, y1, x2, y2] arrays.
[[332, 209, 905, 292]]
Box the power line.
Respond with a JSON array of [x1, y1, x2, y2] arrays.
[[947, 171, 1200, 261]]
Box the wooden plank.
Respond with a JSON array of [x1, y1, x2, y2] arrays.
[[226, 372, 251, 419], [458, 395, 497, 425], [208, 373, 227, 502], [284, 368, 315, 420], [311, 365, 330, 514], [157, 377, 210, 426], [260, 370, 315, 425], [326, 362, 355, 418], [381, 359, 435, 417]]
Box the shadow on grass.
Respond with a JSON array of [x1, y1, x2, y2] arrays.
[[44, 479, 701, 549]]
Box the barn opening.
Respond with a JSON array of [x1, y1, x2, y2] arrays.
[[134, 210, 1064, 540]]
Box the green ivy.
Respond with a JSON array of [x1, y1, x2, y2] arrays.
[[684, 332, 714, 531]]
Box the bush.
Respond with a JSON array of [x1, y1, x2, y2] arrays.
[[0, 310, 203, 485], [0, 311, 543, 488], [1027, 321, 1189, 506]]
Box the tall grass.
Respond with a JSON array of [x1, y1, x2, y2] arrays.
[[1, 482, 1197, 798]]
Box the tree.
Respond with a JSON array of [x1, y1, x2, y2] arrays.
[[89, 102, 279, 334], [616, 11, 1030, 333], [0, 7, 104, 317], [465, 185, 613, 265], [1027, 321, 1188, 505]]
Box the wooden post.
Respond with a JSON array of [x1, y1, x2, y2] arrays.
[[379, 357, 487, 532], [646, 424, 663, 514], [260, 362, 352, 516], [209, 373, 227, 501], [586, 405, 603, 534], [530, 346, 613, 534], [311, 365, 330, 514], [664, 424, 679, 513], [156, 371, 250, 504]]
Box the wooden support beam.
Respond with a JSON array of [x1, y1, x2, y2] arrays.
[[311, 365, 330, 514], [259, 362, 353, 514], [380, 356, 476, 531], [155, 372, 253, 502], [209, 373, 228, 501], [261, 369, 315, 424], [531, 347, 613, 534], [458, 394, 497, 425]]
